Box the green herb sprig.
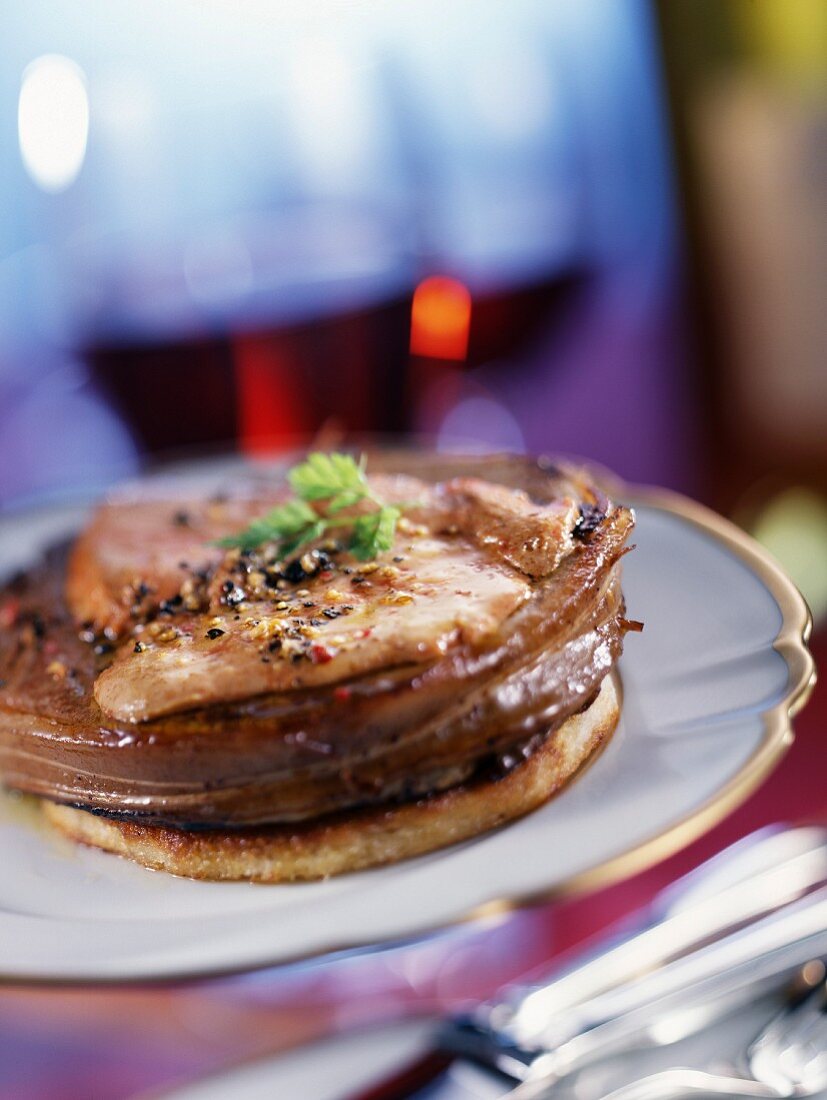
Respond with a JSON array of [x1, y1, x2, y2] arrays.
[[214, 453, 404, 561]]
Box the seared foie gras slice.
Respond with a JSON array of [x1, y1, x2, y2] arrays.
[[86, 473, 580, 723], [94, 535, 531, 723], [0, 454, 635, 841]]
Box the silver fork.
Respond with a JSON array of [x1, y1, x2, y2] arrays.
[[537, 972, 827, 1100], [339, 830, 827, 1100]]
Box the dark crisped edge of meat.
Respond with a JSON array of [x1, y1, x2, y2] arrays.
[[40, 687, 604, 833], [480, 686, 601, 783], [573, 502, 606, 541]]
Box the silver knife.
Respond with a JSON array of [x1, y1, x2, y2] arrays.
[[510, 885, 827, 1093], [340, 826, 827, 1100], [498, 825, 827, 1050]]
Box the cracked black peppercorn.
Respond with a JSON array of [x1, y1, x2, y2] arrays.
[[283, 558, 309, 584], [573, 503, 605, 541]]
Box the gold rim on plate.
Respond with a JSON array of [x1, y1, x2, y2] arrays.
[[470, 485, 816, 918]]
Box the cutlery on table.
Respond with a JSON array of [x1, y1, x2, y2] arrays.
[[575, 964, 827, 1100], [494, 824, 827, 1051], [341, 826, 827, 1100]]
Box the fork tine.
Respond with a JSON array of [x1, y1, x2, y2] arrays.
[[747, 977, 827, 1094]]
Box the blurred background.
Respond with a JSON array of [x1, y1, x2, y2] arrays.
[[0, 1, 825, 1097], [1, 0, 826, 616]]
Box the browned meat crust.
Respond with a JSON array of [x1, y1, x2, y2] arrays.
[[0, 454, 635, 834]]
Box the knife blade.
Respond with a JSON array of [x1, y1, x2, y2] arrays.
[[338, 827, 827, 1100]]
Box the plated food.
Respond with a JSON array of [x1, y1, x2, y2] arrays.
[[0, 452, 637, 882]]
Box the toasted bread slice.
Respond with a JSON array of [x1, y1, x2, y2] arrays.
[[42, 676, 618, 883]]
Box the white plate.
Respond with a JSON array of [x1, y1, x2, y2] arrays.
[[0, 487, 814, 983]]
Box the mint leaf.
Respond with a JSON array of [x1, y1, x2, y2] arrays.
[[326, 489, 365, 515], [278, 519, 327, 558], [212, 499, 318, 550], [288, 452, 368, 502], [350, 505, 401, 560], [214, 453, 405, 560]]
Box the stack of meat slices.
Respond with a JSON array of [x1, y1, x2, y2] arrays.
[[0, 453, 637, 882]]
